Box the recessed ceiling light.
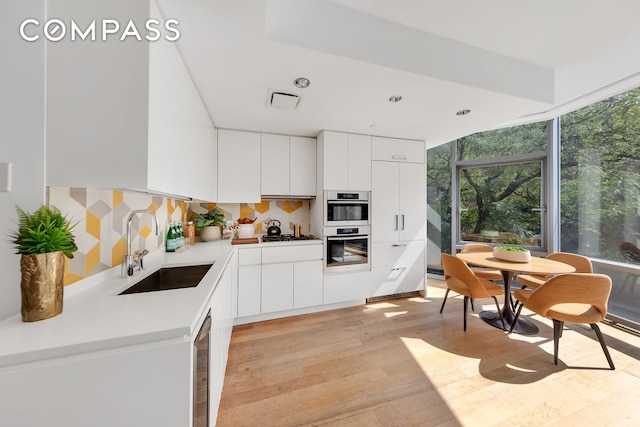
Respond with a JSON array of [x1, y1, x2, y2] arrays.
[[293, 77, 310, 88], [388, 95, 403, 103], [456, 109, 471, 116]]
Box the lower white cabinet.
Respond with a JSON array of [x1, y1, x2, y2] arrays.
[[237, 244, 324, 319], [238, 265, 261, 317], [262, 263, 294, 312], [370, 240, 425, 297], [324, 271, 371, 304], [294, 260, 323, 308]]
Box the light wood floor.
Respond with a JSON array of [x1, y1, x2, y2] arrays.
[[217, 279, 640, 426]]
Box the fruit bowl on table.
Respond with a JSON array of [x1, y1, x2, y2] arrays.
[[493, 246, 531, 262]]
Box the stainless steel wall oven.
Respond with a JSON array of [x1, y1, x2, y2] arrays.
[[324, 225, 370, 273], [324, 191, 370, 226]]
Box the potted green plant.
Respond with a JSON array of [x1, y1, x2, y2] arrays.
[[10, 205, 78, 322], [191, 208, 226, 241], [493, 245, 531, 263]]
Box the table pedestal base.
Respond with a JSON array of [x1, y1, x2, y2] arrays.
[[480, 309, 538, 335]]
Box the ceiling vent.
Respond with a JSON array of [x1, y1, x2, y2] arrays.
[[268, 90, 300, 110]]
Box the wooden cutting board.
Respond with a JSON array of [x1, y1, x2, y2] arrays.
[[231, 237, 260, 245]]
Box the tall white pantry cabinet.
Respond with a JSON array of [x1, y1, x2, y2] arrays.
[[370, 137, 426, 297]]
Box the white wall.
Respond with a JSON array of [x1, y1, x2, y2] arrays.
[[0, 1, 47, 320]]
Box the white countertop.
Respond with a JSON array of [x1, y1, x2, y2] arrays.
[[0, 237, 322, 369]]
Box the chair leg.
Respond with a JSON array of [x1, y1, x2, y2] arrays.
[[491, 296, 506, 331], [470, 298, 475, 312], [591, 323, 615, 370], [508, 302, 525, 334], [552, 319, 564, 365], [439, 288, 451, 314], [463, 296, 469, 331]]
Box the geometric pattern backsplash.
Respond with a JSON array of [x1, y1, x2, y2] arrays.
[[190, 200, 311, 235], [48, 188, 311, 286], [48, 187, 187, 286]]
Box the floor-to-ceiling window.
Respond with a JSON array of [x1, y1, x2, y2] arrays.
[[427, 86, 640, 329], [560, 88, 640, 328]]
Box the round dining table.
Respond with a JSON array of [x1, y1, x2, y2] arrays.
[[456, 252, 576, 334]]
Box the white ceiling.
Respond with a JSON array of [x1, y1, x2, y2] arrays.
[[156, 0, 640, 147]]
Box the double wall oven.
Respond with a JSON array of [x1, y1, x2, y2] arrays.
[[323, 191, 371, 273]]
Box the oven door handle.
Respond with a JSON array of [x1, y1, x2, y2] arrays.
[[327, 235, 368, 241], [327, 200, 367, 205]]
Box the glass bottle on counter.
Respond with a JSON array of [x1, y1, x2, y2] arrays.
[[166, 223, 178, 252], [176, 222, 184, 249]]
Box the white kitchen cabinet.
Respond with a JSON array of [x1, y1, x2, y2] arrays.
[[324, 270, 371, 304], [294, 260, 323, 308], [261, 133, 290, 195], [371, 136, 425, 164], [372, 161, 426, 243], [45, 1, 217, 202], [371, 156, 426, 297], [371, 240, 425, 296], [209, 251, 236, 424], [319, 131, 371, 191], [238, 247, 262, 317], [261, 134, 316, 197], [290, 136, 317, 196], [238, 266, 261, 317], [262, 263, 294, 312], [218, 129, 261, 203], [236, 243, 324, 321]]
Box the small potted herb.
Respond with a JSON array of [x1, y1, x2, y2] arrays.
[[191, 208, 226, 241]]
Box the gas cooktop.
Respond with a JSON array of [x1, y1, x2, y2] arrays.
[[261, 234, 318, 242]]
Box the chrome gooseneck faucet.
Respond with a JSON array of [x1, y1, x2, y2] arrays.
[[121, 209, 160, 278]]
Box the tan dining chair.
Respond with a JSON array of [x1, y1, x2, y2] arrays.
[[440, 253, 506, 331], [510, 273, 614, 369], [460, 243, 503, 282], [517, 252, 592, 289]]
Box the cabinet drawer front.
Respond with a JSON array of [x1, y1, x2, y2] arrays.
[[323, 271, 370, 304], [371, 263, 425, 297], [238, 248, 261, 265], [371, 240, 425, 268], [371, 137, 425, 163], [262, 244, 322, 264]]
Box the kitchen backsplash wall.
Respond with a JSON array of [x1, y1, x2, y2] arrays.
[[48, 188, 312, 286], [189, 200, 311, 235], [48, 187, 187, 285]]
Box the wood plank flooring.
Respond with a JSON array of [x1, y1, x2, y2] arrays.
[[217, 279, 640, 426]]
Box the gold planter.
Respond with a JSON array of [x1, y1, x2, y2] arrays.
[[20, 251, 65, 322]]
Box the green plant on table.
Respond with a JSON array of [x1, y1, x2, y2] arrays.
[[495, 245, 528, 252], [11, 205, 78, 258], [191, 208, 226, 231]]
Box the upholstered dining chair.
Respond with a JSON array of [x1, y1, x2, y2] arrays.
[[460, 243, 503, 282], [517, 252, 592, 289], [510, 273, 615, 369], [440, 253, 506, 331]]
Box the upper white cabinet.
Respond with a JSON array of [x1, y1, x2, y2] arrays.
[[319, 131, 371, 191], [290, 136, 317, 196], [46, 0, 217, 202], [372, 161, 426, 243], [261, 134, 290, 195], [372, 136, 425, 164], [217, 130, 261, 203], [261, 134, 316, 197]]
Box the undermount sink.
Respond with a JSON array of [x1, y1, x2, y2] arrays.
[[119, 263, 214, 295]]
